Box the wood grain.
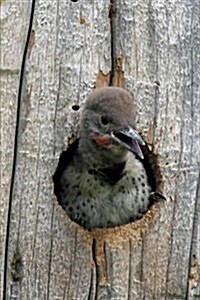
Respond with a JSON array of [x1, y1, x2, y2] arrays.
[[112, 0, 200, 298], [1, 0, 199, 299], [0, 1, 32, 298]]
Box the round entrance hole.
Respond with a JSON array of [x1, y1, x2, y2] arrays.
[[53, 136, 165, 230]]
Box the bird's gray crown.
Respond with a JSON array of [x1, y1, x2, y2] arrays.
[[81, 86, 136, 132]]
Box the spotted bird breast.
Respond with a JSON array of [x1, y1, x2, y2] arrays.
[[59, 154, 151, 229]]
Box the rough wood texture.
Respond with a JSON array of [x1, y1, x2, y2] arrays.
[[0, 1, 32, 298], [112, 1, 200, 298], [1, 0, 199, 299]]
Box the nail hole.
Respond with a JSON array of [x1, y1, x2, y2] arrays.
[[72, 104, 80, 111]]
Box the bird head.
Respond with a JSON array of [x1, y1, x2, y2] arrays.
[[79, 87, 145, 160]]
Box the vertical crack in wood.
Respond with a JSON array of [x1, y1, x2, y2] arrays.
[[87, 263, 95, 300], [186, 169, 200, 297], [165, 134, 184, 297], [91, 238, 98, 300], [164, 185, 178, 297], [152, 82, 159, 146], [46, 204, 55, 300], [108, 0, 125, 87], [127, 239, 132, 300], [2, 1, 36, 299], [65, 230, 78, 299], [53, 65, 62, 156], [10, 248, 23, 299], [140, 236, 145, 300], [108, 0, 115, 86]]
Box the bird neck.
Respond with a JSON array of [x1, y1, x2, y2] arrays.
[[78, 137, 128, 170]]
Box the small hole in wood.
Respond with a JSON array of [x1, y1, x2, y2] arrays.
[[71, 104, 80, 111], [71, 0, 78, 2]]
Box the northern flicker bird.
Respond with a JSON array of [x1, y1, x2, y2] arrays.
[[56, 87, 153, 230]]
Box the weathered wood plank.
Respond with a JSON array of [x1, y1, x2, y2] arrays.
[[0, 1, 32, 298], [2, 0, 199, 299], [187, 1, 200, 298], [113, 0, 200, 298], [5, 1, 111, 299]]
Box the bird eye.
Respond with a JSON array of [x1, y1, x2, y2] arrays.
[[100, 116, 109, 126]]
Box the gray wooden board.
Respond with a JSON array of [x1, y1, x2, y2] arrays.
[[113, 0, 200, 298], [3, 0, 111, 299], [1, 0, 200, 299], [0, 1, 32, 298]]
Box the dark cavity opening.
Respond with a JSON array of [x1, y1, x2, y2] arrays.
[[53, 137, 165, 230], [71, 104, 80, 111], [139, 144, 165, 208], [53, 138, 79, 208]]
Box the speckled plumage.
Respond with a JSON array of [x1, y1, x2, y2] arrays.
[[58, 87, 151, 230]]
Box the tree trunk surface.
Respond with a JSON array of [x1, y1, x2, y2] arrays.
[[1, 0, 199, 299]]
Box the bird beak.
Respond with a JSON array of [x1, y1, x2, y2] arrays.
[[111, 127, 145, 159]]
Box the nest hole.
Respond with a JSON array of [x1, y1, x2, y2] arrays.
[[53, 137, 164, 231]]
